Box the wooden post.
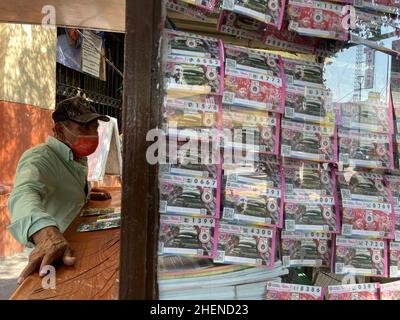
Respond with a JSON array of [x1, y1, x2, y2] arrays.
[[119, 0, 164, 299]]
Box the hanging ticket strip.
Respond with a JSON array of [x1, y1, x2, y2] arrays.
[[160, 0, 400, 300]]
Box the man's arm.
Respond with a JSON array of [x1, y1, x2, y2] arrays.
[[8, 158, 58, 244], [8, 155, 75, 284], [17, 226, 75, 284]]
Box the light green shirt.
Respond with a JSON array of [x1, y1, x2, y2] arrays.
[[8, 136, 89, 245]]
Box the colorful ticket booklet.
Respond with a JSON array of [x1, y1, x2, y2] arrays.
[[80, 207, 121, 217], [265, 282, 325, 300], [327, 283, 380, 300], [214, 223, 276, 268], [334, 236, 388, 278], [77, 220, 121, 232], [158, 215, 217, 258]]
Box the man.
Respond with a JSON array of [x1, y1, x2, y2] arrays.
[[8, 97, 112, 284]]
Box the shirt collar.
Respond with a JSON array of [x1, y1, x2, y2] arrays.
[[46, 136, 74, 162]]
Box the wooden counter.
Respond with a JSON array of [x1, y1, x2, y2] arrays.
[[11, 188, 121, 300]]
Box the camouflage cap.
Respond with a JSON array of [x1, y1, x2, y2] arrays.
[[52, 96, 109, 124]]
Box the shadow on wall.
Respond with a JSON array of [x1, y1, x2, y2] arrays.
[[1, 23, 56, 110], [0, 101, 54, 257]]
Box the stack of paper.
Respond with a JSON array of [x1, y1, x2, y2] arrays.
[[158, 256, 289, 300]]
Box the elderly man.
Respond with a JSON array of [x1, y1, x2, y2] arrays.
[[8, 97, 112, 284]]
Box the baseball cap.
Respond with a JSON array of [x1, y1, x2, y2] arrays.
[[52, 97, 110, 124]]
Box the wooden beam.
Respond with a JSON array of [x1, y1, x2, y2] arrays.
[[0, 0, 125, 32], [119, 0, 163, 299]]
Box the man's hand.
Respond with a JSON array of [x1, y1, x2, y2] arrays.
[[90, 188, 112, 201], [18, 227, 76, 285]]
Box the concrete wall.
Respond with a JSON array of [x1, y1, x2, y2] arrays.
[[0, 188, 23, 257], [0, 23, 57, 109], [0, 101, 54, 185], [0, 23, 57, 257], [0, 26, 4, 102]]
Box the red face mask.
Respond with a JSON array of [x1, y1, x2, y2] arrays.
[[62, 124, 99, 158]]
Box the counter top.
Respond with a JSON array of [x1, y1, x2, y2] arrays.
[[11, 188, 121, 300]]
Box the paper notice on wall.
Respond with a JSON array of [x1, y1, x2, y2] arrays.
[[81, 30, 103, 79], [364, 48, 375, 90], [88, 116, 122, 181]]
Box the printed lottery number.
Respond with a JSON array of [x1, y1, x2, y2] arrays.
[[250, 227, 272, 237], [189, 217, 214, 225]]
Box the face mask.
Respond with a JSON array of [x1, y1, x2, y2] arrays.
[[62, 124, 99, 158]]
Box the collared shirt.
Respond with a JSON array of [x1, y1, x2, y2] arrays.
[[8, 136, 89, 245]]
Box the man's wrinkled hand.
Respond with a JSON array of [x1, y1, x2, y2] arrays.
[[18, 226, 76, 285], [89, 188, 112, 201]]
